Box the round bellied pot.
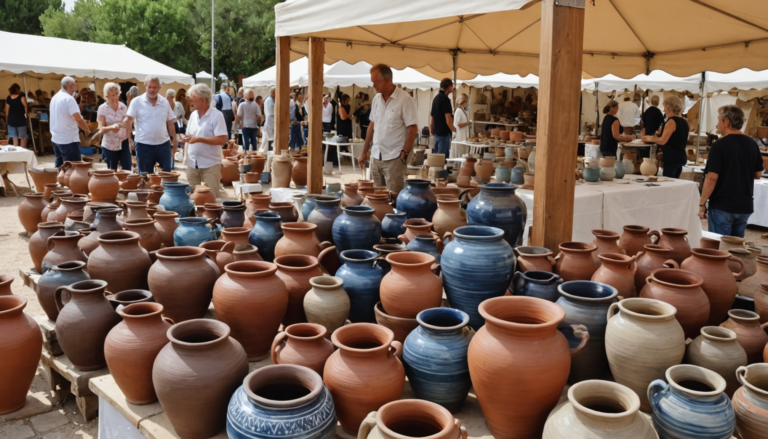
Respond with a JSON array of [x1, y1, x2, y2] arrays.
[[271, 323, 334, 376], [123, 218, 162, 252], [221, 227, 250, 246], [341, 184, 363, 207], [68, 161, 92, 195], [432, 198, 466, 238], [374, 301, 418, 344], [268, 202, 298, 224], [336, 250, 384, 323], [36, 261, 90, 322], [174, 217, 216, 247], [0, 296, 43, 415], [55, 280, 121, 371], [404, 235, 442, 264], [148, 247, 218, 322], [274, 255, 323, 326], [225, 365, 337, 439], [591, 253, 637, 298], [681, 248, 744, 325], [380, 252, 442, 319], [104, 303, 171, 405], [323, 323, 405, 435], [306, 197, 343, 244], [274, 223, 331, 259], [362, 194, 394, 222], [732, 364, 768, 439], [358, 399, 466, 439], [401, 218, 436, 243], [619, 226, 660, 256], [221, 157, 241, 186], [441, 226, 515, 330], [396, 179, 438, 221], [543, 380, 656, 439], [158, 181, 194, 217], [18, 193, 47, 234], [106, 289, 154, 311], [466, 183, 527, 247], [89, 231, 152, 293], [232, 244, 262, 262], [685, 326, 747, 398], [199, 240, 235, 275], [124, 201, 151, 222], [640, 158, 658, 176], [634, 244, 678, 294], [291, 157, 308, 186], [78, 207, 123, 256], [332, 206, 382, 254], [605, 298, 685, 412], [29, 222, 65, 273], [657, 228, 691, 264], [556, 281, 619, 383], [248, 212, 283, 262], [555, 242, 598, 282], [40, 190, 71, 222], [591, 229, 624, 266], [41, 231, 86, 274], [88, 169, 120, 203], [720, 310, 768, 364], [648, 364, 735, 439], [515, 246, 555, 273], [222, 201, 247, 228], [403, 308, 472, 413], [153, 211, 179, 248], [639, 268, 710, 339], [474, 158, 494, 183], [381, 212, 407, 239], [373, 244, 408, 274], [191, 186, 216, 206], [153, 319, 249, 439], [512, 271, 563, 301], [468, 296, 589, 438], [213, 261, 289, 361], [303, 276, 349, 335]]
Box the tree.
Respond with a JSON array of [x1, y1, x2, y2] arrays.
[[40, 0, 101, 42], [0, 0, 63, 36]]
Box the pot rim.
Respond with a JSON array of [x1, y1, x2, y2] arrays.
[[592, 229, 620, 239], [689, 248, 730, 260], [118, 302, 163, 320], [153, 210, 180, 218], [342, 205, 376, 216], [665, 364, 726, 397], [167, 318, 230, 348], [568, 379, 640, 420], [384, 212, 407, 219], [340, 249, 379, 264], [274, 255, 320, 272], [515, 246, 552, 257], [242, 364, 323, 410], [738, 364, 768, 399], [64, 279, 108, 295], [385, 251, 435, 268], [416, 307, 469, 332], [404, 218, 432, 227], [405, 178, 431, 186], [156, 246, 206, 260], [281, 222, 317, 232], [373, 244, 407, 253], [698, 326, 737, 342], [124, 218, 156, 226], [559, 242, 597, 253], [51, 261, 87, 272], [221, 226, 250, 234], [24, 192, 44, 198], [309, 275, 343, 290], [597, 253, 634, 264], [375, 399, 456, 439], [643, 244, 671, 253], [109, 289, 152, 304], [97, 230, 141, 244], [478, 296, 565, 331], [37, 221, 65, 230], [255, 212, 281, 221], [661, 228, 688, 236], [615, 298, 677, 321], [726, 309, 760, 322], [558, 281, 618, 303], [331, 322, 395, 354], [224, 261, 278, 278], [284, 322, 327, 341], [452, 225, 505, 241], [0, 295, 27, 316], [479, 182, 517, 192], [649, 268, 704, 288]]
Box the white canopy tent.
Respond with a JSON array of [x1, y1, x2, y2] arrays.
[[705, 68, 768, 94], [242, 58, 311, 88], [465, 73, 594, 90], [586, 71, 702, 94]]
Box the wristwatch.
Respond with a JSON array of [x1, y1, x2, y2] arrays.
[[399, 150, 408, 163]]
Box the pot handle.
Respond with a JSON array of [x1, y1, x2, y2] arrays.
[[728, 256, 746, 279], [736, 366, 748, 386], [389, 340, 403, 360], [357, 412, 377, 439], [319, 241, 333, 250], [649, 230, 660, 243], [397, 234, 410, 245], [435, 238, 443, 254], [547, 256, 556, 267], [663, 259, 679, 269], [270, 332, 288, 365], [47, 236, 57, 251], [454, 419, 468, 439], [761, 322, 768, 330], [221, 241, 236, 254], [606, 302, 620, 321], [443, 231, 454, 245], [163, 317, 175, 325], [54, 285, 69, 312], [647, 379, 668, 413], [512, 271, 522, 295], [569, 324, 589, 357]]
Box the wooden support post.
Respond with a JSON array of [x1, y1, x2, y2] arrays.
[[531, 0, 586, 251], [307, 38, 325, 194], [273, 37, 291, 157]]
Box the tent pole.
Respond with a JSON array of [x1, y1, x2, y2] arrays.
[[23, 73, 38, 154], [211, 0, 215, 91], [452, 50, 458, 106], [273, 37, 291, 164], [696, 72, 704, 164], [307, 37, 324, 194], [595, 83, 599, 136]]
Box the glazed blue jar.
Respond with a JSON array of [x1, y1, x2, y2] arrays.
[[583, 166, 600, 182], [466, 183, 527, 248], [403, 308, 472, 413], [441, 226, 515, 330], [648, 364, 735, 439], [614, 161, 626, 179], [512, 271, 562, 301], [510, 164, 526, 185], [248, 212, 283, 262], [332, 206, 381, 253], [159, 182, 194, 217], [227, 365, 336, 439], [381, 212, 407, 239], [406, 235, 442, 265], [301, 194, 322, 222], [395, 179, 437, 221], [174, 217, 216, 247], [335, 250, 383, 323]]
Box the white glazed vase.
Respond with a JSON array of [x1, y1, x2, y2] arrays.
[[599, 167, 616, 181], [640, 158, 658, 176]]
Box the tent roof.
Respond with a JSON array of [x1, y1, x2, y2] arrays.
[[196, 71, 212, 79], [705, 68, 768, 93], [274, 0, 768, 78], [242, 58, 311, 87], [464, 72, 594, 90], [587, 70, 702, 94], [0, 31, 193, 85]]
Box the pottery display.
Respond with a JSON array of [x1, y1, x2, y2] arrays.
[[248, 212, 283, 262], [41, 231, 86, 274], [0, 296, 43, 415], [738, 256, 768, 299], [685, 326, 747, 397], [732, 364, 768, 439], [153, 211, 179, 248], [720, 310, 768, 364], [591, 253, 637, 298], [323, 323, 405, 435], [222, 201, 248, 227], [469, 296, 589, 438], [303, 276, 349, 334], [657, 228, 691, 264], [681, 248, 743, 325], [634, 244, 678, 293], [640, 158, 657, 176], [29, 222, 65, 273], [605, 298, 685, 412], [466, 183, 526, 247], [88, 169, 120, 203], [380, 252, 442, 319], [174, 217, 216, 247], [274, 255, 323, 326], [271, 323, 334, 376], [358, 399, 466, 439], [306, 197, 343, 244], [336, 250, 384, 323], [432, 198, 466, 238], [149, 247, 218, 322], [638, 268, 709, 339], [515, 246, 556, 272], [88, 231, 151, 293], [158, 182, 194, 217], [18, 193, 47, 234], [268, 202, 298, 224], [395, 179, 437, 221], [381, 212, 407, 239], [271, 156, 292, 188], [68, 161, 92, 194], [619, 225, 659, 256], [36, 261, 89, 322], [332, 206, 381, 254], [441, 226, 515, 330], [153, 319, 249, 439], [512, 271, 563, 301], [213, 261, 289, 361], [199, 240, 235, 275], [554, 242, 598, 282], [274, 223, 331, 259]]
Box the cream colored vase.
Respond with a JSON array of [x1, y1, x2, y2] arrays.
[[684, 326, 747, 398], [357, 400, 467, 439], [303, 276, 350, 334], [640, 158, 657, 177]]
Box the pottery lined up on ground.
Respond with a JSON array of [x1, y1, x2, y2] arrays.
[[380, 252, 442, 319], [619, 225, 659, 256], [306, 197, 343, 244], [685, 326, 747, 398], [332, 206, 381, 254], [148, 247, 218, 322], [89, 231, 152, 293], [274, 255, 323, 326], [88, 169, 120, 203], [274, 223, 331, 259], [512, 271, 563, 301], [270, 323, 334, 376], [681, 248, 743, 325], [358, 399, 466, 439], [18, 193, 47, 234], [466, 183, 527, 248], [396, 179, 438, 221], [36, 261, 89, 322], [554, 242, 598, 282], [720, 310, 768, 364], [303, 276, 349, 334], [248, 212, 283, 262], [591, 253, 636, 298], [29, 222, 65, 273], [515, 246, 555, 272], [41, 231, 86, 274], [732, 364, 768, 439], [634, 244, 678, 294], [0, 296, 43, 415], [153, 211, 179, 248], [657, 228, 691, 264], [639, 268, 710, 339], [199, 240, 235, 275]]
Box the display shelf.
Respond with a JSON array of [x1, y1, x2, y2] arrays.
[[39, 350, 109, 422]]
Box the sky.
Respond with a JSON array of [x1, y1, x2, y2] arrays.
[[63, 0, 75, 11]]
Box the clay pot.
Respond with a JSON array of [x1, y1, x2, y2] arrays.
[[720, 310, 768, 364], [720, 236, 746, 251], [88, 169, 120, 203], [106, 289, 153, 311], [358, 399, 466, 439], [271, 156, 292, 188], [306, 197, 343, 244], [232, 244, 263, 262], [77, 208, 122, 256], [0, 296, 43, 415], [323, 323, 405, 435], [591, 229, 624, 266], [221, 157, 240, 186], [591, 253, 637, 299], [640, 158, 657, 176], [220, 227, 250, 246], [555, 242, 598, 281], [342, 184, 363, 206], [268, 202, 299, 223], [199, 240, 235, 275], [202, 203, 222, 221], [68, 161, 92, 194], [124, 201, 150, 222], [221, 201, 247, 228], [380, 252, 442, 319], [153, 211, 179, 248], [242, 172, 261, 184], [639, 268, 710, 339], [301, 276, 348, 335], [0, 276, 10, 297], [146, 186, 163, 204], [274, 223, 331, 259], [148, 247, 218, 322], [468, 296, 589, 438], [251, 156, 266, 173], [634, 244, 678, 294], [374, 301, 418, 344], [192, 186, 216, 206], [29, 222, 65, 273], [605, 298, 685, 412], [733, 364, 768, 439], [685, 326, 747, 397], [657, 228, 691, 264], [213, 261, 289, 360], [432, 198, 466, 238], [681, 248, 743, 325], [89, 231, 152, 293], [756, 284, 768, 323], [55, 196, 88, 223], [362, 195, 394, 222], [291, 157, 308, 186], [619, 225, 659, 256], [153, 319, 249, 439], [41, 231, 86, 274], [55, 280, 121, 370], [473, 159, 494, 183], [274, 255, 323, 326], [700, 236, 720, 250], [42, 183, 60, 203], [271, 323, 334, 376], [18, 193, 47, 234], [121, 174, 142, 190], [400, 218, 435, 243], [28, 167, 59, 192], [247, 193, 271, 213], [36, 261, 89, 321], [104, 303, 171, 404], [123, 218, 162, 252], [515, 246, 555, 272], [739, 255, 768, 299], [41, 190, 71, 221], [62, 161, 77, 187]]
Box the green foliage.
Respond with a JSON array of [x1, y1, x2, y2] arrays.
[[0, 0, 63, 36], [39, 0, 100, 41]]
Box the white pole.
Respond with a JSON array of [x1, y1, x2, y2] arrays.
[[22, 73, 38, 153], [211, 0, 215, 91], [696, 72, 704, 164]]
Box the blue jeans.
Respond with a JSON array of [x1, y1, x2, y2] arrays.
[[53, 141, 82, 167], [663, 163, 684, 179], [136, 141, 172, 173], [242, 127, 258, 151], [102, 139, 132, 171], [432, 134, 452, 156], [708, 207, 751, 238], [222, 110, 234, 139], [289, 124, 303, 150]]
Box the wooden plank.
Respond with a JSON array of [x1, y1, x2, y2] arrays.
[[307, 37, 325, 195], [273, 36, 291, 157], [88, 375, 164, 429], [531, 0, 586, 251], [19, 268, 40, 291], [39, 350, 109, 422], [34, 315, 63, 356]]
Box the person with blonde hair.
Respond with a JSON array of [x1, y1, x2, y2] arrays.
[[640, 95, 689, 178], [453, 93, 470, 142], [185, 84, 228, 196], [97, 82, 131, 170]]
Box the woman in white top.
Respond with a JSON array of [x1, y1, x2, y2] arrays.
[[184, 84, 228, 197], [451, 93, 470, 158], [97, 83, 131, 171]]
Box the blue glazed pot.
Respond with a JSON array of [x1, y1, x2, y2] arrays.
[[332, 206, 381, 254], [495, 166, 511, 183], [248, 212, 283, 262], [221, 201, 246, 228], [226, 365, 336, 439], [159, 182, 194, 217], [441, 226, 515, 330], [301, 194, 321, 222], [510, 164, 526, 185], [556, 281, 618, 383], [406, 235, 442, 265], [335, 250, 383, 323], [583, 166, 600, 182], [614, 161, 626, 179], [466, 183, 527, 248], [395, 179, 437, 221], [381, 212, 407, 239], [512, 271, 562, 301], [648, 365, 735, 439], [174, 217, 216, 247], [403, 308, 473, 413]]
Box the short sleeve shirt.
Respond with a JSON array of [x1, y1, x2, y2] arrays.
[[704, 134, 765, 214], [369, 87, 418, 161], [126, 94, 176, 145], [237, 101, 262, 128], [431, 90, 453, 136], [186, 107, 228, 169], [264, 96, 275, 130], [97, 102, 128, 151], [49, 91, 82, 144]]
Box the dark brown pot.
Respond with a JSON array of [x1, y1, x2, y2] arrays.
[[269, 202, 299, 223], [55, 196, 88, 223], [274, 255, 323, 327], [0, 296, 43, 415], [29, 222, 65, 273], [88, 231, 152, 294], [148, 247, 218, 322], [199, 240, 235, 275], [36, 261, 90, 322], [77, 207, 123, 256], [123, 218, 162, 252], [41, 231, 86, 274], [18, 193, 47, 234], [88, 169, 120, 203]]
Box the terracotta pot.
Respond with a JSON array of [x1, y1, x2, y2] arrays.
[[247, 194, 271, 213], [202, 202, 222, 221], [271, 156, 292, 188], [306, 197, 343, 244], [323, 323, 405, 435], [158, 171, 180, 183], [380, 252, 442, 319], [700, 237, 720, 250], [153, 211, 179, 248], [619, 225, 659, 256], [88, 169, 119, 203], [124, 201, 150, 222], [106, 289, 153, 311], [243, 172, 261, 184], [120, 174, 142, 190], [268, 202, 298, 223], [55, 280, 121, 370], [89, 231, 152, 293], [657, 228, 691, 264], [42, 183, 60, 203], [78, 208, 122, 255], [473, 159, 494, 183], [274, 223, 331, 259], [591, 253, 637, 299], [153, 319, 248, 439], [401, 218, 435, 243], [18, 193, 47, 234], [41, 190, 71, 221], [62, 161, 78, 187], [739, 255, 768, 299], [232, 244, 263, 262], [358, 399, 466, 439], [123, 218, 162, 252], [720, 236, 746, 251], [220, 227, 250, 246], [0, 296, 43, 415], [41, 231, 86, 274], [148, 247, 218, 322], [68, 161, 93, 195], [291, 157, 308, 186], [303, 276, 349, 335], [55, 196, 88, 223], [634, 244, 678, 294], [639, 268, 709, 339], [192, 186, 216, 206], [432, 198, 466, 238], [104, 303, 171, 404], [468, 296, 589, 438], [271, 323, 334, 376], [515, 246, 555, 272], [681, 248, 743, 325], [251, 156, 266, 173], [197, 240, 233, 275], [591, 229, 624, 266], [605, 298, 685, 412], [29, 222, 65, 273], [374, 301, 418, 344], [362, 195, 394, 222], [36, 261, 89, 321], [756, 284, 768, 323], [342, 184, 363, 206], [720, 310, 768, 364], [147, 186, 163, 205], [733, 364, 768, 439], [221, 157, 240, 186], [274, 255, 323, 326], [28, 167, 59, 192], [213, 261, 289, 361], [555, 242, 598, 282], [685, 326, 747, 398]]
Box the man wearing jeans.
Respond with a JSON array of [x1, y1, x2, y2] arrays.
[[235, 90, 262, 151], [430, 78, 455, 156], [122, 75, 177, 173], [50, 77, 90, 167], [699, 105, 765, 237]]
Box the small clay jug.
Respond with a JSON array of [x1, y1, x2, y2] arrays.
[[682, 248, 744, 326], [221, 227, 250, 246], [18, 193, 47, 234], [192, 186, 216, 206], [619, 225, 659, 256], [41, 231, 86, 274], [591, 229, 624, 266], [271, 323, 334, 376], [515, 246, 555, 272], [89, 231, 152, 293], [554, 242, 598, 281], [29, 222, 65, 273], [358, 399, 467, 439], [591, 253, 637, 299], [153, 211, 179, 248], [640, 268, 710, 339], [720, 310, 768, 364], [401, 218, 436, 243], [232, 244, 263, 262], [274, 255, 324, 326], [68, 161, 92, 194], [148, 247, 218, 322], [268, 202, 299, 223], [88, 169, 120, 203], [0, 296, 43, 415], [36, 261, 90, 321], [291, 156, 308, 186], [342, 184, 363, 206], [274, 223, 332, 259], [432, 198, 466, 238], [685, 326, 747, 397], [634, 244, 678, 293], [123, 218, 162, 252], [380, 252, 442, 319], [303, 276, 349, 334], [55, 196, 88, 223], [658, 228, 692, 264], [362, 194, 394, 222]]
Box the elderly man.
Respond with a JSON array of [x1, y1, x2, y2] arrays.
[[50, 76, 90, 167], [214, 84, 235, 140], [616, 95, 641, 135], [235, 90, 262, 151], [358, 64, 418, 194], [185, 84, 228, 196], [260, 88, 276, 153], [430, 78, 455, 156], [321, 94, 334, 133], [121, 75, 177, 173]]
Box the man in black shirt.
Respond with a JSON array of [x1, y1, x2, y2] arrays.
[[641, 95, 664, 137], [699, 105, 765, 237], [430, 78, 455, 156]]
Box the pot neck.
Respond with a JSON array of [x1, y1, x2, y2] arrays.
[[573, 405, 636, 430], [623, 225, 649, 235]]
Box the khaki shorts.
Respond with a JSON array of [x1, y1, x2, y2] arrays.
[[370, 157, 406, 194], [186, 164, 223, 199]]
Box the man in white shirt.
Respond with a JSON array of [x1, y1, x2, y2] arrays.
[[184, 84, 228, 197], [321, 94, 334, 132], [50, 76, 90, 167], [616, 96, 641, 135], [235, 90, 263, 151], [121, 75, 177, 173], [359, 64, 418, 194], [259, 88, 275, 153]]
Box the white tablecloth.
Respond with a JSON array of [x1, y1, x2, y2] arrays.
[[748, 180, 768, 227], [516, 185, 604, 245], [0, 147, 37, 174]]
